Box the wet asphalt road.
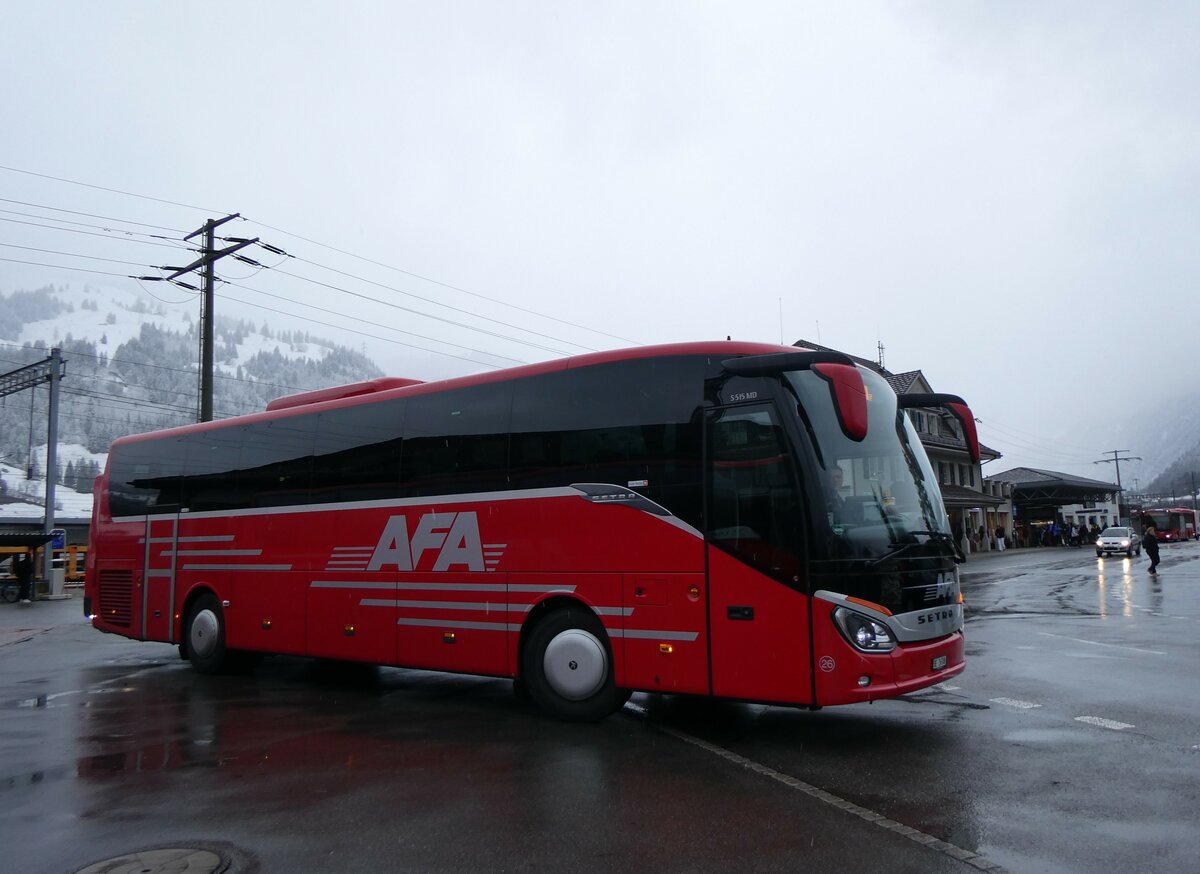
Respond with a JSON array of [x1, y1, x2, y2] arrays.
[[1, 543, 1196, 873]]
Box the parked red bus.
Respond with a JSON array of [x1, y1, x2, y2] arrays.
[[1136, 507, 1197, 542], [85, 342, 977, 721]]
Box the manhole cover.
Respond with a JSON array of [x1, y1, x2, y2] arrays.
[[75, 847, 225, 874]]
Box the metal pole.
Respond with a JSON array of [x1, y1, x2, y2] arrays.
[[42, 348, 62, 585]]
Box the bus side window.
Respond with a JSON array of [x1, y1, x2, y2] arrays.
[[241, 416, 318, 507], [312, 400, 405, 503], [509, 359, 703, 528], [400, 383, 512, 498]]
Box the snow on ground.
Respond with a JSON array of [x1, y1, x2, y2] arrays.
[[18, 283, 335, 372], [0, 453, 95, 522]]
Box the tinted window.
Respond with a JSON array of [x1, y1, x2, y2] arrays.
[[400, 383, 512, 497], [707, 404, 803, 585], [510, 357, 703, 526], [108, 436, 187, 517], [311, 400, 404, 503], [238, 415, 317, 507], [179, 426, 246, 511]]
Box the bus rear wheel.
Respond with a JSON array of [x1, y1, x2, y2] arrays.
[[522, 608, 627, 722], [185, 593, 230, 674]]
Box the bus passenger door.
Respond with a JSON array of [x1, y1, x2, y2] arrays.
[[143, 515, 178, 643], [705, 404, 813, 705]]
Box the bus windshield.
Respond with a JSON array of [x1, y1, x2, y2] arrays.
[[785, 368, 950, 557]]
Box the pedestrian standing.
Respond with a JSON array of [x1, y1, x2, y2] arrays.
[[1142, 524, 1161, 574], [15, 553, 33, 604]]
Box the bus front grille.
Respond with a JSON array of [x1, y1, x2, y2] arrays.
[[97, 570, 133, 627]]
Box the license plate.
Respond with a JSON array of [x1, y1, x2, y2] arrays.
[[931, 655, 948, 670]]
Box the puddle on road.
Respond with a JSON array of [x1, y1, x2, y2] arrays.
[[1, 765, 72, 791], [10, 686, 136, 710]]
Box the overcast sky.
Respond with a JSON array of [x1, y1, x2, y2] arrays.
[[2, 2, 1197, 483]]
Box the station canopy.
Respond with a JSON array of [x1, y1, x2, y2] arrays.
[[0, 532, 55, 548], [990, 467, 1120, 505]]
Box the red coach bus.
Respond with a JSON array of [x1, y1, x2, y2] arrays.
[[1136, 507, 1197, 542], [85, 342, 976, 721]]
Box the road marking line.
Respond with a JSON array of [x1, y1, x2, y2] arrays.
[[1075, 716, 1134, 731], [624, 702, 1010, 873], [1036, 631, 1166, 656], [990, 697, 1041, 710], [907, 683, 960, 696]]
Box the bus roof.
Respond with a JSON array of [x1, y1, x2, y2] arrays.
[[108, 340, 806, 448]]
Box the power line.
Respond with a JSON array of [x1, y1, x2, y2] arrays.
[[60, 387, 197, 418], [1, 164, 635, 354], [1, 341, 350, 396], [0, 215, 195, 250], [263, 266, 575, 357], [278, 258, 598, 353], [0, 164, 220, 213], [0, 242, 156, 269], [0, 206, 186, 241], [0, 256, 137, 279], [0, 197, 187, 233], [241, 216, 642, 346], [977, 417, 1105, 456], [219, 285, 508, 369], [133, 276, 200, 304], [225, 280, 526, 365], [3, 166, 631, 359]]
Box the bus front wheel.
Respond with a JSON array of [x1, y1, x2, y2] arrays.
[[185, 593, 230, 674], [522, 608, 627, 722]]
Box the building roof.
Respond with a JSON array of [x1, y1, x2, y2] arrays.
[[0, 532, 55, 548], [884, 369, 925, 395], [939, 484, 1005, 508], [986, 467, 1119, 491], [986, 467, 1120, 504]]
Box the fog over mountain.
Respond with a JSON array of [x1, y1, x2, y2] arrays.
[[2, 280, 1197, 518], [1107, 396, 1200, 501], [0, 283, 384, 515]]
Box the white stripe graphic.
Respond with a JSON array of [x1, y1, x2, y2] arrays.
[[611, 629, 699, 641]]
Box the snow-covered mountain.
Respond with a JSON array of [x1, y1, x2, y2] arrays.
[[0, 282, 386, 520]]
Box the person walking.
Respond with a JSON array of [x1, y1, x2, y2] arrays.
[[15, 552, 33, 604], [1142, 523, 1161, 574]]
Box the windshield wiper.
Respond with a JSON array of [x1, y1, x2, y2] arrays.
[[909, 530, 966, 563], [867, 531, 963, 566]]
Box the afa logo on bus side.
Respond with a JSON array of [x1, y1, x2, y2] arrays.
[[366, 511, 492, 572]]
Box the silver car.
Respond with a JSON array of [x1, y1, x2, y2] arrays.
[[1096, 526, 1141, 558]]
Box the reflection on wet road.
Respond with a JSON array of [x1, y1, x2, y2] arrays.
[[1, 544, 1197, 873]]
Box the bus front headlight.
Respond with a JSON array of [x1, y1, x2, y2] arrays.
[[833, 607, 896, 653]]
